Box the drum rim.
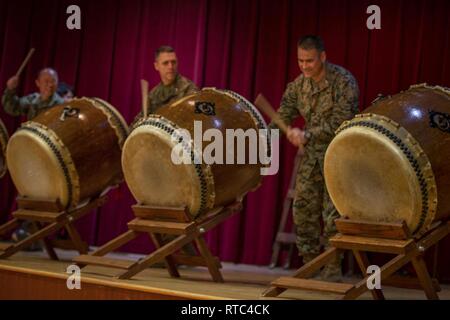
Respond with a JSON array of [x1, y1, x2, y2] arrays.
[[127, 114, 216, 217], [13, 122, 80, 208], [334, 113, 438, 235], [81, 97, 130, 149], [216, 88, 268, 130], [409, 83, 450, 97], [211, 88, 272, 159], [0, 119, 8, 178], [370, 84, 450, 107]]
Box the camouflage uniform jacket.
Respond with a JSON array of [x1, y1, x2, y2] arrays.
[[2, 89, 64, 120], [274, 62, 359, 176], [132, 74, 198, 126]]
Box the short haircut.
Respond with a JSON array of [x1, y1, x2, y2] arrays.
[[38, 68, 59, 82], [155, 46, 175, 60], [297, 35, 325, 52]]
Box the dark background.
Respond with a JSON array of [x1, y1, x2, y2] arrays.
[[0, 0, 449, 279]]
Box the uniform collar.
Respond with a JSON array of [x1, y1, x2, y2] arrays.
[[161, 73, 181, 88], [309, 62, 336, 94], [325, 62, 339, 85]]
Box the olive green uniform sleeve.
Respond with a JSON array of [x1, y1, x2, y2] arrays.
[[308, 77, 359, 144], [179, 77, 199, 96], [2, 90, 64, 120], [2, 89, 31, 116]]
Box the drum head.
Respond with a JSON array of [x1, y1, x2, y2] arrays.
[[7, 127, 74, 207], [122, 124, 204, 218], [325, 125, 428, 233]]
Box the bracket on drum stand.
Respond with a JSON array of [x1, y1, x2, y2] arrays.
[[73, 202, 242, 281], [262, 217, 450, 300], [0, 195, 108, 260]]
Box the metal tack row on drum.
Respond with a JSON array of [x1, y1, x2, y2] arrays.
[[6, 98, 129, 208], [123, 88, 269, 219], [324, 84, 450, 236], [4, 88, 269, 220], [2, 84, 449, 235]]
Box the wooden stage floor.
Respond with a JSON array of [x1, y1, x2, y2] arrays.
[[1, 246, 449, 300]]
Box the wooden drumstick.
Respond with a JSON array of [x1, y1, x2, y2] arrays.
[[254, 93, 288, 134], [15, 48, 35, 77], [141, 79, 149, 118], [254, 93, 305, 154]]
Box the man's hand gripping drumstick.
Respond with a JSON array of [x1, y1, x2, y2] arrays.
[[254, 93, 308, 154]]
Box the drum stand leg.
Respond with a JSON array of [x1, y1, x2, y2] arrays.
[[262, 218, 450, 300], [0, 196, 107, 259], [269, 149, 302, 269], [31, 221, 59, 260], [73, 202, 242, 281], [150, 233, 180, 278]]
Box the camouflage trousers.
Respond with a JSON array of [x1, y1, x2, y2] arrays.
[[293, 161, 339, 256]]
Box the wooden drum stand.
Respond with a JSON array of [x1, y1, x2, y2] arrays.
[[73, 202, 242, 281], [0, 195, 107, 260], [263, 217, 449, 300]]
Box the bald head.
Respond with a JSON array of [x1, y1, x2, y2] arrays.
[[38, 68, 59, 82], [36, 68, 59, 101]]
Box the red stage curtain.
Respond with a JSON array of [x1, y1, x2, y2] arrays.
[[0, 0, 449, 278]]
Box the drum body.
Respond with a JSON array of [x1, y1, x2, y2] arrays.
[[325, 84, 450, 235], [7, 98, 129, 208], [0, 118, 8, 178], [122, 88, 268, 218]]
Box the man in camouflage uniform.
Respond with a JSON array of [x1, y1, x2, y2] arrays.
[[2, 67, 64, 250], [133, 46, 198, 257], [2, 68, 64, 120], [271, 35, 359, 281], [131, 46, 198, 126]]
